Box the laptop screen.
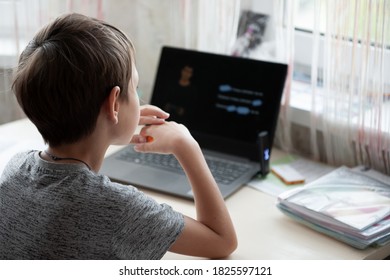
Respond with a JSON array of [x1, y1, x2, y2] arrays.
[[151, 46, 287, 161]]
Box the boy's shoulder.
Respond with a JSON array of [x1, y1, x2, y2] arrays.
[[2, 149, 111, 188], [1, 150, 140, 207], [8, 149, 35, 162], [1, 150, 35, 177]]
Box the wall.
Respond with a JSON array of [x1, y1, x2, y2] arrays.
[[103, 0, 243, 104], [104, 0, 184, 104]]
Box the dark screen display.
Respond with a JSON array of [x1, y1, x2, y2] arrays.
[[151, 47, 287, 160]]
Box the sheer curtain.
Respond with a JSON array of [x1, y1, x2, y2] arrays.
[[271, 0, 390, 174], [305, 0, 389, 174]]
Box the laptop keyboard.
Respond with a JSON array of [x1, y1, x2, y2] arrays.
[[116, 149, 253, 185]]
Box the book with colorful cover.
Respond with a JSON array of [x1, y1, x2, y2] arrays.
[[277, 166, 390, 249]]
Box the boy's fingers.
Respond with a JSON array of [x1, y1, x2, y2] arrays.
[[133, 144, 144, 152], [132, 133, 154, 152], [134, 143, 153, 153], [140, 105, 170, 119], [139, 116, 166, 126], [130, 135, 147, 144], [138, 104, 171, 126]]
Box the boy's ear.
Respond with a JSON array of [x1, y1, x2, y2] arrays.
[[105, 86, 121, 124]]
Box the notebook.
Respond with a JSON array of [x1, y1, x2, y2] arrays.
[[100, 46, 287, 199]]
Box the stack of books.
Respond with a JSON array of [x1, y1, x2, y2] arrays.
[[277, 166, 390, 249]]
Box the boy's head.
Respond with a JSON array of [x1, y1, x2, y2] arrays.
[[12, 13, 134, 147]]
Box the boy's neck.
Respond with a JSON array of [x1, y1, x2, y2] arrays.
[[44, 136, 108, 173]]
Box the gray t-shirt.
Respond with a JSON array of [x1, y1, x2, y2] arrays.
[[0, 150, 184, 259]]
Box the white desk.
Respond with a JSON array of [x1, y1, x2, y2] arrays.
[[1, 118, 390, 260]]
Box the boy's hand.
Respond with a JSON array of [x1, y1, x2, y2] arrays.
[[130, 105, 170, 145], [133, 121, 197, 155], [138, 104, 169, 125]]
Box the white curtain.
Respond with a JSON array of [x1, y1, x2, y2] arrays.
[[269, 0, 390, 174], [303, 0, 389, 174]]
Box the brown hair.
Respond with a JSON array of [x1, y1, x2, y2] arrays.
[[12, 13, 134, 146]]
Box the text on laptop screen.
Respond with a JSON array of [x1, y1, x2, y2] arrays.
[[151, 47, 287, 160]]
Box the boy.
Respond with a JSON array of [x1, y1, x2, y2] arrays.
[[0, 13, 237, 259]]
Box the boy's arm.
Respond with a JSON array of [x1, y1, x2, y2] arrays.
[[134, 121, 237, 259], [169, 139, 238, 258]]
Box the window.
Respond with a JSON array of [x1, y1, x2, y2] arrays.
[[291, 0, 390, 122], [293, 0, 390, 82], [295, 0, 326, 33]]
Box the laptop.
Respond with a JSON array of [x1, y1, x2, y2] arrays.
[[100, 46, 287, 199]]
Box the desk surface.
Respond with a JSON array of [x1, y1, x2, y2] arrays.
[[1, 118, 389, 260]]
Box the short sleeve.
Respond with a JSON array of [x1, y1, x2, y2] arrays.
[[111, 188, 184, 259]]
